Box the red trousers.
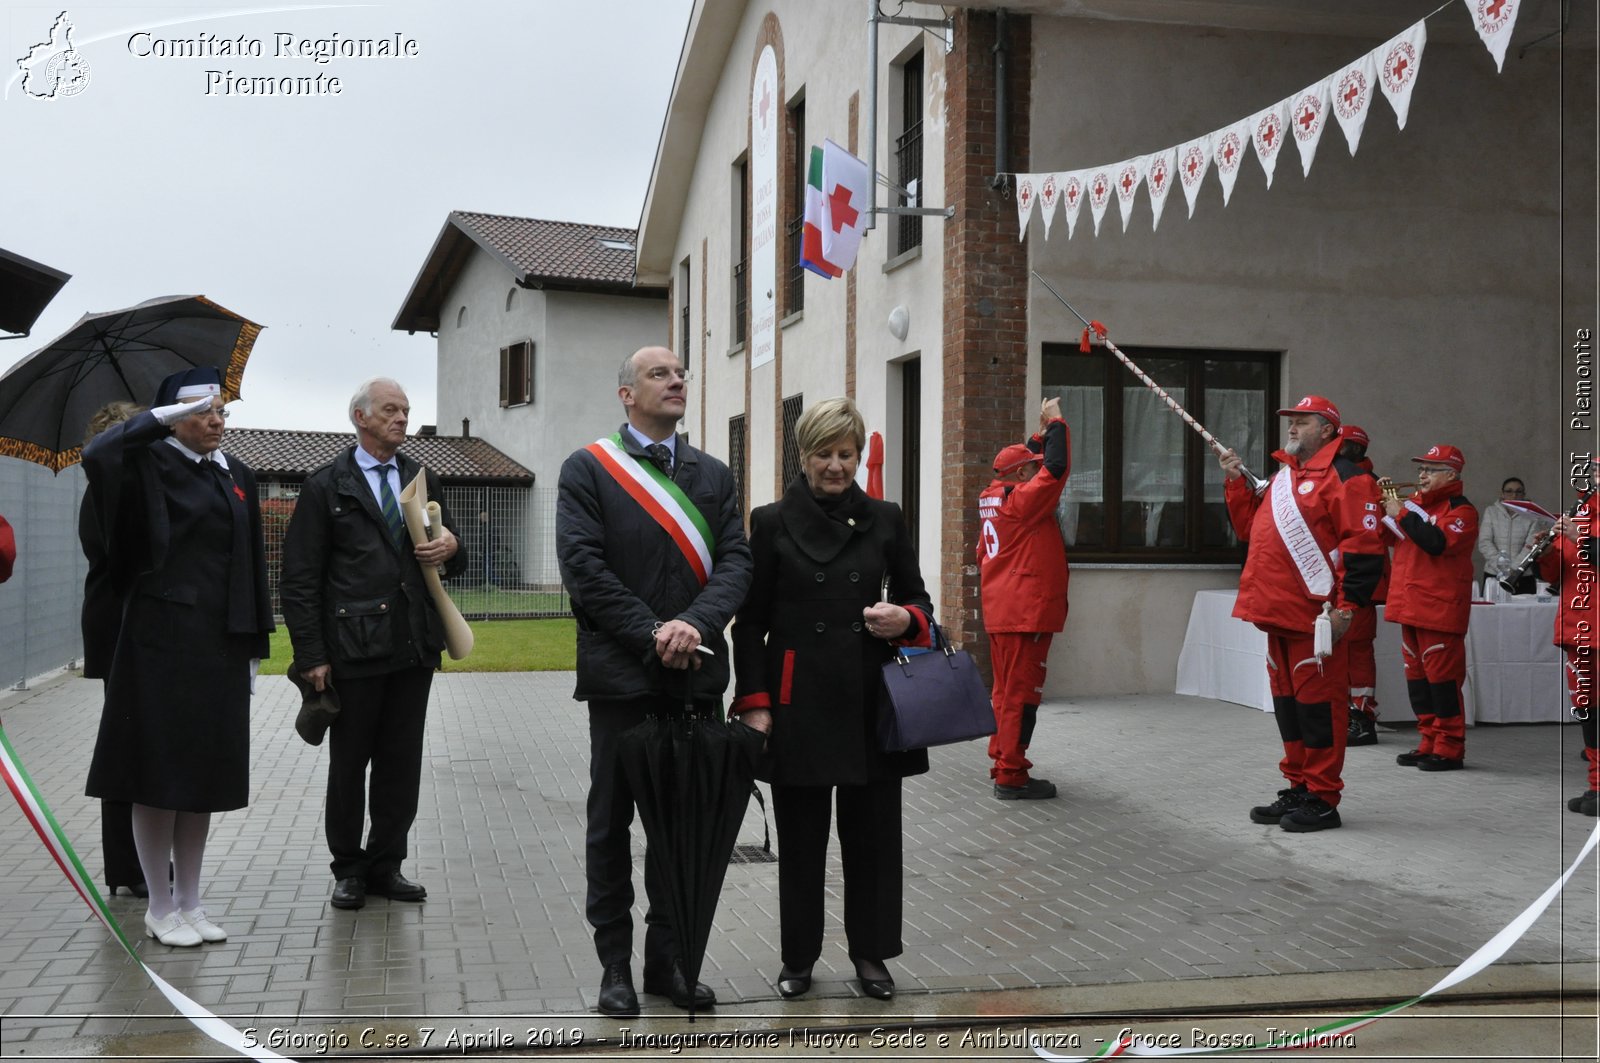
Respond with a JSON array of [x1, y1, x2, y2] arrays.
[[1564, 644, 1600, 791], [1264, 632, 1348, 806], [1399, 625, 1466, 760], [987, 632, 1053, 787], [1346, 605, 1377, 709]]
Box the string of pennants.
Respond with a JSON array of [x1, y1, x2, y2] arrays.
[[1009, 0, 1523, 241]]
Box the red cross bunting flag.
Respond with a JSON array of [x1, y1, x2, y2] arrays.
[[1114, 155, 1147, 232], [1038, 172, 1062, 239], [1060, 171, 1086, 238], [1006, 3, 1522, 244], [1332, 51, 1379, 154], [1014, 172, 1038, 240], [1211, 118, 1250, 206], [1087, 167, 1114, 236], [801, 139, 870, 276], [1249, 99, 1289, 188], [1290, 76, 1332, 176], [1378, 21, 1427, 129], [1176, 135, 1211, 219], [1145, 148, 1176, 230], [1469, 0, 1521, 72]]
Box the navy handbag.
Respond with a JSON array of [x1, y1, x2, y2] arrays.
[[877, 620, 998, 752]]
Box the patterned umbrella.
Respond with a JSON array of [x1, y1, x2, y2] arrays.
[[0, 295, 261, 472]]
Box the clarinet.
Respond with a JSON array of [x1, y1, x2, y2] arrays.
[[1498, 488, 1596, 594]]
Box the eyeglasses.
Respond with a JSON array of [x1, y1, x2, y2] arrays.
[[1501, 486, 1526, 497], [1416, 466, 1453, 475], [189, 406, 230, 421]]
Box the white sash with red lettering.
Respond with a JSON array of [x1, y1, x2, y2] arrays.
[[1269, 467, 1334, 598]]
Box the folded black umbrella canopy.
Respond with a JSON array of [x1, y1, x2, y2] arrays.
[[617, 688, 762, 1020], [0, 294, 262, 472]]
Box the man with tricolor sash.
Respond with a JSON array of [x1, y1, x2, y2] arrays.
[[1220, 396, 1384, 833], [556, 345, 755, 1018]]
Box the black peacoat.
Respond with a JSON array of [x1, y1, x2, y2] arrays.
[[279, 447, 466, 680], [732, 478, 933, 787]]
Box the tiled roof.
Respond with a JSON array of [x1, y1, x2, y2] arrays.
[[222, 428, 533, 483], [391, 211, 664, 333], [454, 211, 639, 287]]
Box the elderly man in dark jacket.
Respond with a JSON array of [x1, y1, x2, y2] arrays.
[[280, 377, 464, 912], [556, 345, 755, 1018]]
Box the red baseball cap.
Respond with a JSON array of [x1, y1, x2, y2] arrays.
[[994, 444, 1043, 474], [1276, 395, 1341, 426], [1411, 444, 1465, 472], [1340, 424, 1370, 447]]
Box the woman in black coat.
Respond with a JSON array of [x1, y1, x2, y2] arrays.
[[730, 396, 933, 1002], [83, 368, 273, 949]]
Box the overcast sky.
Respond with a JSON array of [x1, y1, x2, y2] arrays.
[[1, 0, 692, 431]]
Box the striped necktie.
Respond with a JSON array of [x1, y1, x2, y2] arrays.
[[375, 464, 408, 549]]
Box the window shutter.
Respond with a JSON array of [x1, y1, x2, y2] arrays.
[[499, 345, 510, 408]]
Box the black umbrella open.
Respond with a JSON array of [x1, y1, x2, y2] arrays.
[[0, 294, 262, 472], [617, 691, 763, 1019]]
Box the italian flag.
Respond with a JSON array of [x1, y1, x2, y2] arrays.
[[800, 139, 871, 278]]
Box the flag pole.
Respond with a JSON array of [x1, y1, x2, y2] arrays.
[[1031, 271, 1270, 492]]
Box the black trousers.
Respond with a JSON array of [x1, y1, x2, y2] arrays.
[[586, 697, 681, 972], [771, 778, 903, 968], [101, 800, 142, 887], [325, 666, 432, 881]]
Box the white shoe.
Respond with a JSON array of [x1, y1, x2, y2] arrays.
[[144, 909, 202, 947], [180, 908, 227, 943]]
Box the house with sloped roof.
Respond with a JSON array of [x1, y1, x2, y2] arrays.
[[392, 211, 667, 495]]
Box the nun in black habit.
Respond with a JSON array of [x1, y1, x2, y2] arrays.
[[82, 367, 274, 947]]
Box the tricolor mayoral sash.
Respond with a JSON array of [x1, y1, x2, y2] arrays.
[[585, 434, 715, 586], [1269, 467, 1334, 599]]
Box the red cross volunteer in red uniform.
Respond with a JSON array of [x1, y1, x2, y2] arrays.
[[1335, 425, 1388, 747], [1382, 445, 1478, 772], [976, 398, 1070, 800], [1221, 396, 1384, 832], [1538, 464, 1599, 816]]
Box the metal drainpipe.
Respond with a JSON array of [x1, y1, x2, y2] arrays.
[[866, 0, 879, 230], [990, 8, 1009, 190]]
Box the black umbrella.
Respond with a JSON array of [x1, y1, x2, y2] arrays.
[[617, 684, 762, 1020], [0, 294, 262, 472]]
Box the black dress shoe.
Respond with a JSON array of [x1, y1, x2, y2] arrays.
[[367, 869, 427, 902], [330, 877, 366, 910], [853, 958, 894, 1001], [643, 962, 716, 1009], [776, 964, 813, 999], [597, 962, 639, 1017], [107, 881, 150, 899]]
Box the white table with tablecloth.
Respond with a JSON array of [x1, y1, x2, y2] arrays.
[[1175, 589, 1569, 724]]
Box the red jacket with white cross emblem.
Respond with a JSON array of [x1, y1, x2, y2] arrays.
[[976, 419, 1070, 633], [1383, 482, 1478, 635], [1225, 436, 1385, 637]]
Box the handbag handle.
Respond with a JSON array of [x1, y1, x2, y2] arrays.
[[892, 616, 954, 666]]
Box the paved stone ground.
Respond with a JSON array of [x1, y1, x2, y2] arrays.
[[0, 672, 1594, 1058]]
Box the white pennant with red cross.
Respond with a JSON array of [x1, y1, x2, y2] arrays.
[[1331, 51, 1379, 155], [1176, 135, 1211, 218], [1086, 167, 1114, 236], [1144, 148, 1177, 231], [1467, 0, 1521, 73], [1378, 21, 1427, 129], [1113, 155, 1147, 232], [1015, 174, 1038, 240], [1249, 100, 1289, 188], [1290, 76, 1332, 176], [1059, 170, 1087, 239], [1211, 118, 1251, 206], [1038, 172, 1062, 239]]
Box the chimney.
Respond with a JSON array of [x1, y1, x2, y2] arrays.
[[462, 417, 471, 438], [419, 425, 437, 437]]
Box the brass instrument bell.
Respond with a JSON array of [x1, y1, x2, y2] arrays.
[[1376, 478, 1417, 504]]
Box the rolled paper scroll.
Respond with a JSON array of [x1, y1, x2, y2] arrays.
[[398, 469, 474, 660]]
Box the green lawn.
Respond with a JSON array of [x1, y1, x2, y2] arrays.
[[258, 617, 577, 674]]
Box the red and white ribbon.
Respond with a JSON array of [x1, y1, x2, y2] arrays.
[[0, 724, 291, 1062]]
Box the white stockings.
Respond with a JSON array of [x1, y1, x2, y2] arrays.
[[129, 804, 210, 918]]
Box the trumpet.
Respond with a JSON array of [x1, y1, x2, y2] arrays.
[[1375, 478, 1418, 504]]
